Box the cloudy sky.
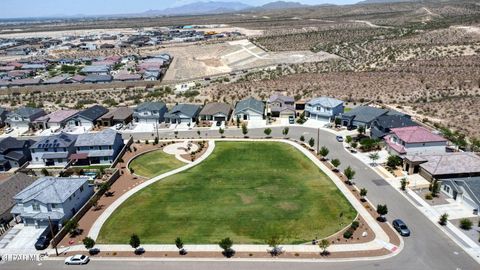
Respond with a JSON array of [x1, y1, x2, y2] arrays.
[[1, 0, 358, 18]]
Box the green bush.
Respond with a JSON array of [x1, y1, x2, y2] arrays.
[[350, 221, 360, 230], [343, 229, 354, 239], [425, 193, 433, 200], [459, 218, 473, 230]]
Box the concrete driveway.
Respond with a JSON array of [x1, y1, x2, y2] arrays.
[[0, 224, 45, 254], [247, 119, 266, 129]]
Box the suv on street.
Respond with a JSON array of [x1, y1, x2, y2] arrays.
[[393, 219, 411, 237]]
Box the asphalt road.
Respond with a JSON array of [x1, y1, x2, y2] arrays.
[[4, 126, 478, 270]]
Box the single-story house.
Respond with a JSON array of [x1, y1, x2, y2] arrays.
[[71, 129, 124, 165], [305, 97, 343, 122], [5, 107, 46, 129], [385, 126, 447, 156], [234, 97, 265, 121], [341, 106, 390, 128], [99, 107, 133, 126], [11, 177, 93, 227], [83, 74, 112, 83], [113, 73, 142, 81], [268, 94, 295, 118], [43, 74, 70, 85], [133, 102, 168, 124], [199, 102, 232, 122], [164, 104, 201, 125], [32, 109, 78, 131], [442, 177, 480, 212], [66, 105, 108, 129], [29, 133, 77, 167], [370, 114, 418, 139], [0, 137, 32, 171], [0, 173, 36, 224], [81, 65, 109, 75]]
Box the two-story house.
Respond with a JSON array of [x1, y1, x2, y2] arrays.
[[10, 177, 93, 227], [305, 97, 344, 122], [30, 133, 77, 167], [66, 105, 108, 130], [133, 102, 168, 124], [234, 97, 265, 121], [0, 137, 32, 171], [268, 94, 295, 118], [164, 104, 202, 125], [5, 107, 46, 129], [385, 126, 447, 156], [71, 129, 124, 165]]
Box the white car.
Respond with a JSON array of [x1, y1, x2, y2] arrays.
[[64, 254, 90, 265], [114, 123, 123, 130], [4, 127, 13, 134]]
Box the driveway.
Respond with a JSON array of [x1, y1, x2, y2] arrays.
[[247, 119, 266, 129], [303, 119, 329, 128], [0, 224, 44, 254]]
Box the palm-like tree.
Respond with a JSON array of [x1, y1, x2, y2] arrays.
[[368, 152, 380, 166]]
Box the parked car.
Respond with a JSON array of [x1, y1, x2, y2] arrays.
[[288, 116, 295, 124], [393, 219, 411, 236], [336, 136, 344, 142], [216, 121, 222, 127], [4, 127, 13, 134], [64, 254, 90, 265], [89, 248, 100, 255], [114, 123, 123, 130], [34, 225, 58, 250]]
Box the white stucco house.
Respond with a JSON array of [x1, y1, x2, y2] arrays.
[[234, 97, 265, 121]]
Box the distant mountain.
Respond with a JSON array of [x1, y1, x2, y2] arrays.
[[258, 1, 309, 10], [357, 0, 417, 4], [142, 1, 252, 16]]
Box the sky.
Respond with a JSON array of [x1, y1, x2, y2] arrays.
[[0, 0, 359, 19]]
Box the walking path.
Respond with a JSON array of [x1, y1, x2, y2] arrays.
[[56, 139, 400, 257]]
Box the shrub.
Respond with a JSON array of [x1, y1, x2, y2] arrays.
[[343, 229, 354, 239], [425, 193, 433, 200], [439, 213, 448, 226], [350, 221, 360, 230], [459, 218, 473, 230]]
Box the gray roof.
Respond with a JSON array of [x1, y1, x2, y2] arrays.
[[101, 107, 133, 120], [342, 106, 388, 124], [235, 97, 265, 115], [13, 177, 89, 204], [0, 173, 36, 216], [44, 74, 70, 84], [409, 152, 480, 176], [84, 74, 112, 83], [165, 104, 201, 118], [199, 102, 232, 116], [135, 101, 166, 112], [443, 177, 480, 208], [374, 114, 416, 129], [307, 97, 343, 108], [268, 94, 294, 103], [78, 105, 108, 121], [0, 137, 28, 154], [81, 65, 110, 73], [75, 129, 119, 147], [12, 107, 44, 118], [31, 133, 77, 149]]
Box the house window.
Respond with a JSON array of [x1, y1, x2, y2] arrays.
[[32, 203, 40, 211], [109, 146, 112, 149]]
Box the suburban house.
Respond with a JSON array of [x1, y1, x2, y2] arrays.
[[268, 94, 295, 118], [5, 107, 46, 129], [66, 105, 108, 129], [99, 107, 133, 126], [305, 97, 344, 122], [133, 102, 168, 123], [32, 109, 78, 131], [294, 99, 306, 117], [199, 102, 232, 122], [0, 173, 36, 224], [83, 74, 113, 84], [81, 65, 110, 75], [385, 126, 447, 156], [164, 104, 201, 125], [0, 137, 32, 171], [10, 177, 93, 227], [370, 114, 418, 139], [442, 177, 480, 213], [341, 106, 390, 128], [234, 97, 265, 121], [70, 129, 124, 165], [30, 133, 77, 167]]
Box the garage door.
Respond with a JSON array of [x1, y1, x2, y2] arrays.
[[249, 114, 263, 120], [214, 116, 226, 122]]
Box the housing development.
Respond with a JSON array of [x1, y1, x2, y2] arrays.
[[0, 1, 480, 270]]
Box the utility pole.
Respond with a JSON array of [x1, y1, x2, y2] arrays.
[[316, 128, 320, 154], [48, 216, 59, 256]]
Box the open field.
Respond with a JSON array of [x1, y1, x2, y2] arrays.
[[129, 149, 186, 178], [98, 141, 356, 244]]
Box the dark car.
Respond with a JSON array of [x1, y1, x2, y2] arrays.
[[288, 116, 295, 124], [34, 224, 58, 250], [393, 219, 411, 237]]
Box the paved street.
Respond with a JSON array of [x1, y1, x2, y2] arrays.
[[4, 126, 478, 269]]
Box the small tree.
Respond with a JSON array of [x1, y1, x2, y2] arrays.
[[343, 166, 356, 185], [360, 188, 368, 201], [300, 135, 305, 142], [334, 117, 341, 126], [64, 219, 79, 236], [83, 237, 95, 250], [154, 137, 159, 145], [400, 178, 407, 191], [386, 155, 402, 169], [219, 237, 234, 258], [346, 136, 353, 144], [357, 125, 366, 135], [241, 123, 248, 137], [459, 218, 473, 230], [197, 130, 201, 137], [319, 239, 330, 256], [264, 128, 272, 137], [308, 138, 315, 148], [319, 146, 329, 160], [99, 182, 111, 194], [175, 237, 187, 255], [368, 152, 380, 166], [282, 127, 289, 137], [350, 141, 358, 149], [236, 116, 240, 127], [439, 213, 448, 226], [130, 234, 141, 249], [331, 159, 341, 172], [430, 179, 440, 197], [266, 235, 283, 256], [219, 128, 224, 137], [376, 204, 388, 222]]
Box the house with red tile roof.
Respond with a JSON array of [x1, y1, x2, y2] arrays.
[[385, 126, 447, 156]]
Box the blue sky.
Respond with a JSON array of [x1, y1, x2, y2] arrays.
[[1, 0, 358, 19]]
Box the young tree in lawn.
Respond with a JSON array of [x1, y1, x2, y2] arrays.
[[282, 127, 289, 138], [175, 237, 187, 255], [331, 159, 341, 172], [319, 239, 330, 256], [219, 237, 235, 257], [241, 123, 248, 137], [319, 146, 329, 160], [368, 152, 380, 166], [264, 128, 272, 138], [308, 138, 315, 148], [360, 188, 368, 201], [343, 166, 356, 185], [376, 204, 388, 222], [83, 237, 95, 250], [130, 234, 141, 250]]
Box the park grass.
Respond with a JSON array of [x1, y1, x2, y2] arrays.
[[128, 149, 186, 178], [98, 142, 356, 244]]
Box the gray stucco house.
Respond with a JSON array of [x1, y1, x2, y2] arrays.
[[11, 177, 93, 227], [268, 94, 295, 118], [0, 137, 32, 171], [133, 102, 168, 124], [305, 97, 343, 122], [66, 105, 108, 129], [5, 107, 46, 129], [234, 97, 265, 121], [164, 104, 201, 125], [70, 129, 124, 165], [30, 133, 77, 167]]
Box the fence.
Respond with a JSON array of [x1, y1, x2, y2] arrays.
[[110, 137, 133, 169]]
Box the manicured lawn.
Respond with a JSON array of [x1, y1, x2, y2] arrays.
[[99, 142, 356, 244], [129, 149, 186, 178]]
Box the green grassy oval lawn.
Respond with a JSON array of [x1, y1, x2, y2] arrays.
[[99, 141, 356, 244], [129, 149, 186, 178]]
